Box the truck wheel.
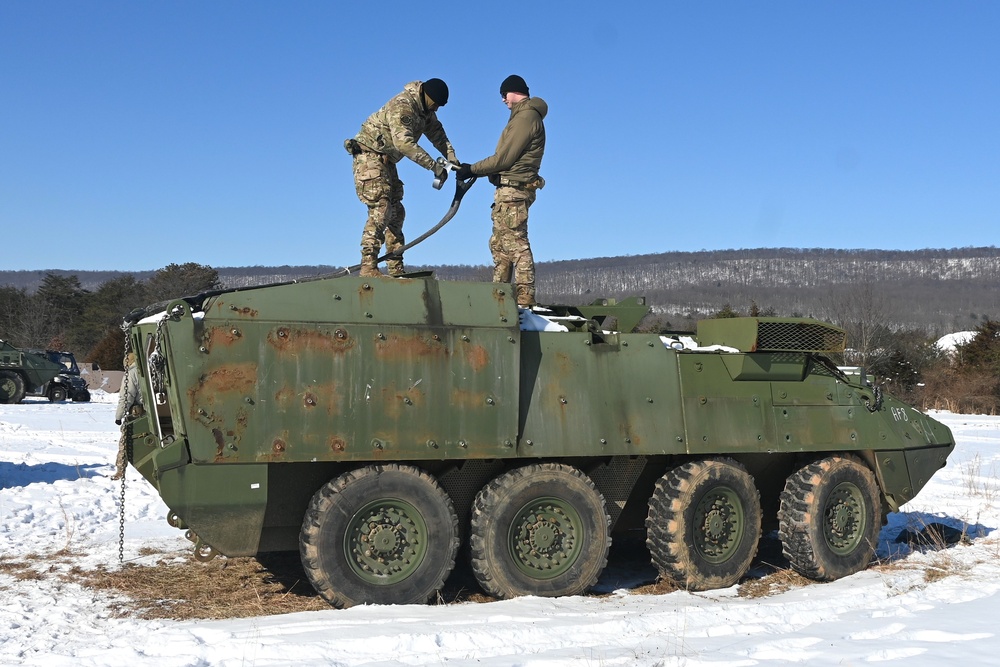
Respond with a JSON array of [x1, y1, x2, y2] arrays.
[[469, 463, 611, 599], [646, 458, 761, 591], [299, 464, 459, 608], [73, 389, 91, 402], [0, 371, 25, 404], [48, 386, 67, 402], [778, 455, 881, 581]]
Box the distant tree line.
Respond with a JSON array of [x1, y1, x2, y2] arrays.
[[0, 263, 220, 370]]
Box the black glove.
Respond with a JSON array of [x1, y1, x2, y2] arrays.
[[455, 163, 474, 180]]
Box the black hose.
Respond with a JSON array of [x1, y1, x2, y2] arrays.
[[346, 175, 478, 274]]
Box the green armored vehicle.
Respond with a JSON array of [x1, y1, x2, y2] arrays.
[[0, 339, 63, 404], [117, 274, 954, 608]]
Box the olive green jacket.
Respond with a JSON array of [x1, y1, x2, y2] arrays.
[[470, 97, 547, 184], [354, 81, 457, 171]]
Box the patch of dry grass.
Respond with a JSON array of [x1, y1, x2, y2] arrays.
[[71, 555, 331, 620], [630, 578, 681, 596], [738, 568, 814, 598], [0, 558, 44, 582]]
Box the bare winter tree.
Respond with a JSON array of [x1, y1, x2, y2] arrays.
[[824, 281, 897, 373], [13, 295, 63, 348]]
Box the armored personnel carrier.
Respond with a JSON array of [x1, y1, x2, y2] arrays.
[[0, 339, 62, 404], [117, 274, 954, 608]]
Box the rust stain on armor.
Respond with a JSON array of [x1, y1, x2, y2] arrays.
[[553, 352, 575, 374], [203, 326, 243, 351], [274, 383, 342, 416], [329, 436, 347, 453], [253, 430, 290, 462], [212, 428, 226, 460], [192, 363, 258, 398], [313, 382, 343, 416], [274, 385, 295, 407], [377, 383, 425, 420], [450, 388, 487, 410], [271, 438, 286, 459], [189, 364, 257, 461], [464, 344, 490, 372], [374, 334, 447, 360], [213, 300, 258, 318], [267, 327, 355, 354]]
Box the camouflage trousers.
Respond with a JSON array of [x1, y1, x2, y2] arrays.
[[490, 185, 536, 307], [353, 150, 406, 276]]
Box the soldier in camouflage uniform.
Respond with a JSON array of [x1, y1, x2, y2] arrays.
[[346, 79, 458, 277], [456, 75, 546, 307]]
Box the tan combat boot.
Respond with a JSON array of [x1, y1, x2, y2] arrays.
[[387, 257, 405, 277], [359, 253, 380, 278], [516, 285, 536, 308]]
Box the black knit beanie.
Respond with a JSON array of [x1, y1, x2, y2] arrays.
[[422, 78, 449, 106], [500, 74, 529, 97]]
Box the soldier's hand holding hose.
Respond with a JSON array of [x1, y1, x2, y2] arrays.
[[455, 163, 474, 181], [431, 158, 450, 189]]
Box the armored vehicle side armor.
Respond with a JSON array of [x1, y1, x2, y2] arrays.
[[118, 274, 954, 607]]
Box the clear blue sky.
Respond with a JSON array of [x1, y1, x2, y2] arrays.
[[2, 1, 997, 272]]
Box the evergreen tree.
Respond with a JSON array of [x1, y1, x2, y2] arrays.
[[956, 320, 1000, 374], [72, 274, 146, 359], [145, 263, 220, 303]]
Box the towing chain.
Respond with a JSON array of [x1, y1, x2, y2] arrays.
[[115, 321, 134, 564], [864, 384, 884, 413]]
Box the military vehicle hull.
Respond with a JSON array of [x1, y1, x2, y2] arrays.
[[120, 275, 954, 607], [0, 340, 63, 404]]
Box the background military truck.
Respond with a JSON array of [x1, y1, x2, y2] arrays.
[[0, 341, 91, 403], [25, 349, 92, 402], [117, 274, 954, 609], [0, 339, 63, 404]]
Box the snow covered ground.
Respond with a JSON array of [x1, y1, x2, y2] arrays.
[[1, 393, 999, 666]]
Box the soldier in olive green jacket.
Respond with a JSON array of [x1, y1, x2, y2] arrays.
[[456, 75, 546, 307], [346, 79, 459, 277]]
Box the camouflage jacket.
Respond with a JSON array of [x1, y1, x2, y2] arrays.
[[470, 97, 547, 184], [353, 81, 457, 171]]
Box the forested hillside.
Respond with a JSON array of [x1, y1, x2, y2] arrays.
[[3, 246, 998, 334], [427, 247, 1000, 333]]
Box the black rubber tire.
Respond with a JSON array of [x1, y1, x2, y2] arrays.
[[0, 371, 25, 404], [778, 455, 882, 581], [646, 458, 762, 591], [48, 385, 68, 402], [73, 389, 91, 402], [469, 463, 611, 599], [299, 464, 459, 608]]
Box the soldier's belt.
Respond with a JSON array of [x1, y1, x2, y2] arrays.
[[498, 176, 544, 191]]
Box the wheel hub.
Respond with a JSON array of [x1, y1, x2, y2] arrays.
[[368, 525, 400, 554], [824, 482, 865, 554], [346, 500, 426, 584], [693, 489, 743, 563], [509, 499, 583, 579]]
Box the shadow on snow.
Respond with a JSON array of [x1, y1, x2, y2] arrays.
[[0, 461, 105, 490]]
